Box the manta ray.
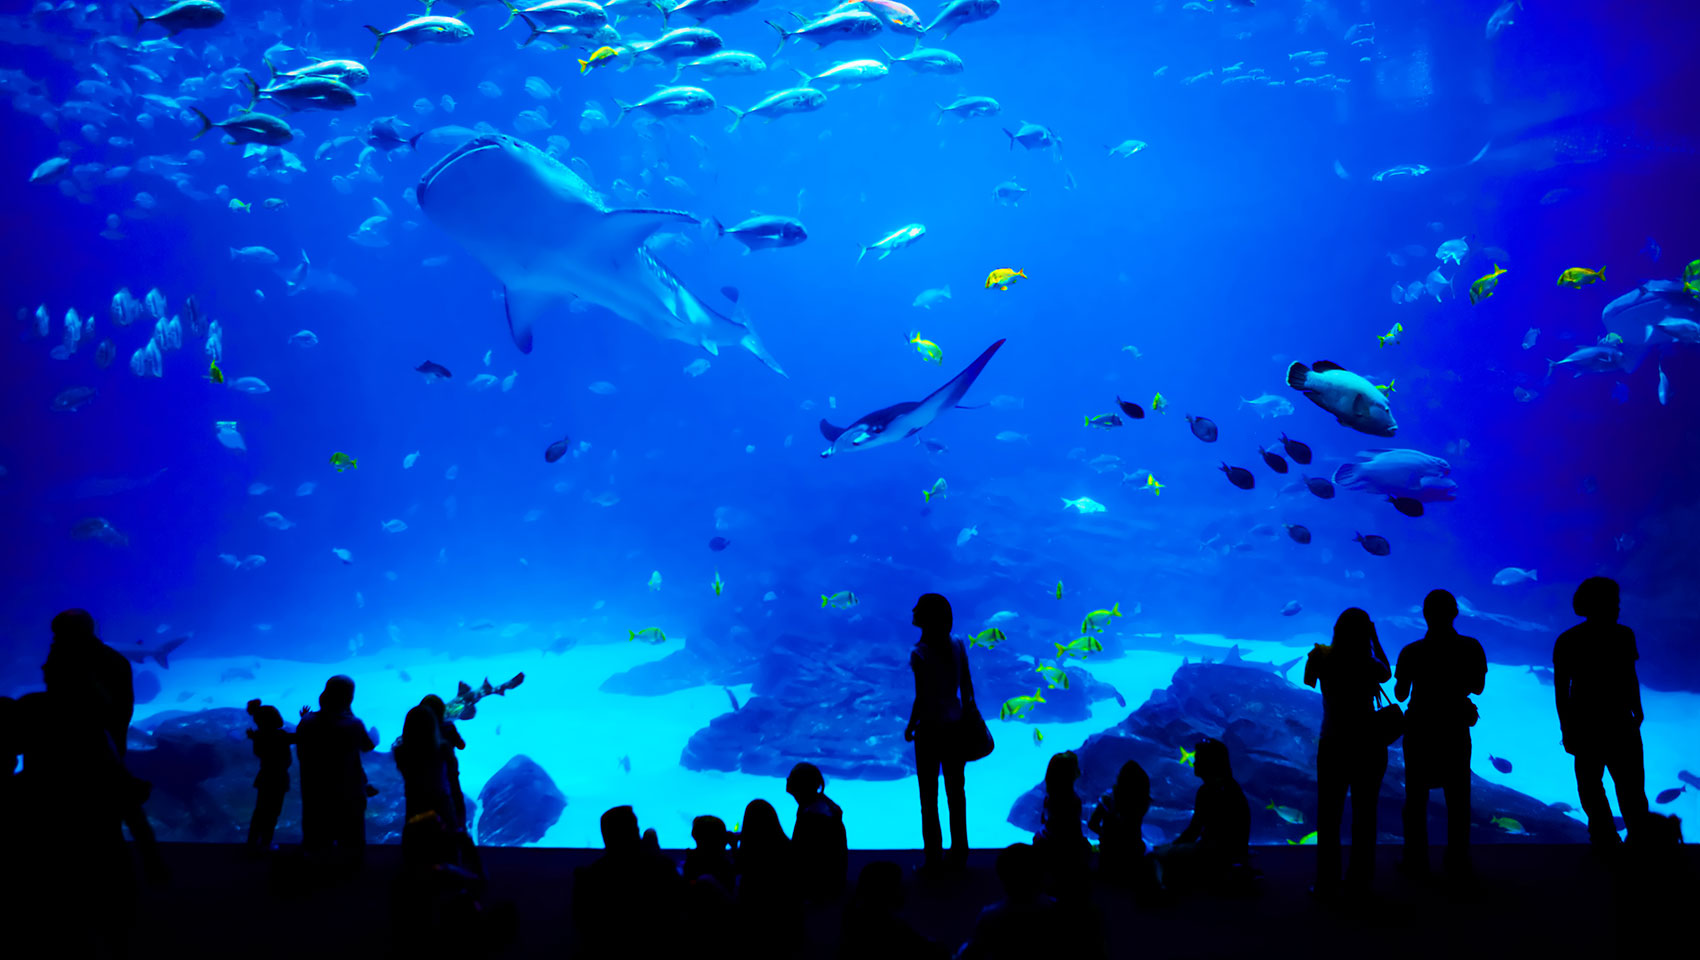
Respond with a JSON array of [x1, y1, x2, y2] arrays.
[[819, 339, 1005, 457], [416, 133, 785, 375]]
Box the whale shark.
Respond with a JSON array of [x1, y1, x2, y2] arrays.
[[819, 338, 1005, 457], [416, 133, 785, 375]]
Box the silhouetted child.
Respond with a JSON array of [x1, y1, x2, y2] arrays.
[[954, 843, 1056, 960], [294, 675, 375, 869], [1088, 760, 1152, 887], [683, 814, 737, 893], [1154, 738, 1251, 893], [391, 809, 515, 954], [837, 860, 947, 960], [572, 806, 684, 957], [1554, 577, 1650, 847], [786, 761, 849, 903], [244, 699, 295, 856], [1032, 750, 1090, 895]]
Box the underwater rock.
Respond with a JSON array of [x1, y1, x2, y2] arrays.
[[1006, 662, 1589, 845], [676, 629, 1124, 781], [133, 669, 162, 705], [475, 754, 566, 846]]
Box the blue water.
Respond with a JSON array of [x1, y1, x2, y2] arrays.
[[2, 0, 1697, 847]]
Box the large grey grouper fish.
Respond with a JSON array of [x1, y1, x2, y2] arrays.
[[416, 133, 785, 375]]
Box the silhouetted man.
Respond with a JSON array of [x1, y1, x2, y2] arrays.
[[1396, 589, 1486, 882], [572, 806, 683, 958], [41, 609, 133, 759], [295, 675, 375, 868], [1554, 577, 1649, 846]]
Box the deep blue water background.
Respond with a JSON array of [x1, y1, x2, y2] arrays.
[[1, 0, 1696, 758]]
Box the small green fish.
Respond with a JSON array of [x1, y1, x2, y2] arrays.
[[923, 477, 948, 503], [1266, 801, 1304, 825], [711, 570, 724, 596], [999, 687, 1046, 720], [628, 626, 668, 644], [329, 451, 358, 472], [1686, 258, 1700, 295], [1177, 745, 1195, 767], [1035, 664, 1070, 690], [970, 627, 1006, 649], [1054, 636, 1104, 659], [821, 590, 859, 609], [1286, 831, 1318, 846], [1055, 580, 1064, 599], [1033, 728, 1044, 746], [1489, 815, 1527, 835], [1079, 602, 1122, 634]]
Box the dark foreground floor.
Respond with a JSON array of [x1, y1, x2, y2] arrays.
[[53, 843, 1700, 958]]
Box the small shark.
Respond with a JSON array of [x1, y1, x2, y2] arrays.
[[819, 338, 1005, 457], [124, 636, 188, 669], [416, 133, 784, 375], [1603, 280, 1699, 374]]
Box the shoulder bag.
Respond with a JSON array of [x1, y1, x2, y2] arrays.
[[955, 640, 995, 762], [1372, 683, 1406, 746]]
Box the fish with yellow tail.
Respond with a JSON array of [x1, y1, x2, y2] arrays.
[[985, 267, 1026, 291], [1143, 474, 1165, 496], [1469, 263, 1507, 305], [1150, 391, 1168, 414], [1035, 664, 1070, 689], [1557, 266, 1605, 288], [922, 477, 948, 503], [1055, 635, 1103, 659], [1177, 745, 1196, 767], [579, 45, 620, 74], [821, 590, 859, 609], [908, 331, 942, 365], [629, 626, 668, 644], [711, 570, 724, 596], [207, 358, 225, 384], [1378, 321, 1403, 348], [329, 451, 359, 472]]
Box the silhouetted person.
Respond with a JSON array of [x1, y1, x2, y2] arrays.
[[1305, 607, 1393, 896], [683, 814, 736, 892], [1088, 760, 1151, 888], [953, 843, 1056, 960], [244, 699, 295, 856], [294, 674, 375, 869], [786, 761, 848, 903], [391, 809, 514, 954], [572, 805, 683, 957], [1554, 576, 1650, 847], [905, 592, 974, 873], [837, 860, 947, 960], [734, 798, 804, 954], [1033, 750, 1090, 895], [18, 610, 144, 956], [42, 609, 133, 759], [1396, 589, 1486, 882], [395, 701, 460, 872], [421, 694, 468, 831], [1153, 738, 1250, 893]]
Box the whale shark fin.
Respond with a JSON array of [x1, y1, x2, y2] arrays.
[[504, 285, 554, 353], [602, 206, 700, 250]]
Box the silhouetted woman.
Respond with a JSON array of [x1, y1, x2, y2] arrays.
[[1089, 760, 1152, 888], [904, 593, 975, 873], [734, 798, 801, 952], [395, 703, 453, 827], [1304, 607, 1392, 896]]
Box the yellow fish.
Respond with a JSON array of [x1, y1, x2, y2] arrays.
[[922, 477, 948, 503], [579, 45, 620, 74], [1469, 263, 1507, 305], [970, 627, 1006, 649], [1376, 378, 1396, 396], [1033, 728, 1044, 746], [1177, 745, 1195, 767], [1035, 664, 1070, 689], [984, 267, 1027, 291], [1143, 474, 1164, 496], [329, 451, 358, 472], [207, 358, 225, 384], [998, 687, 1046, 720], [1557, 266, 1605, 288], [1055, 579, 1064, 599], [1151, 392, 1168, 414], [1378, 321, 1403, 348], [908, 330, 942, 365], [711, 570, 724, 596]]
